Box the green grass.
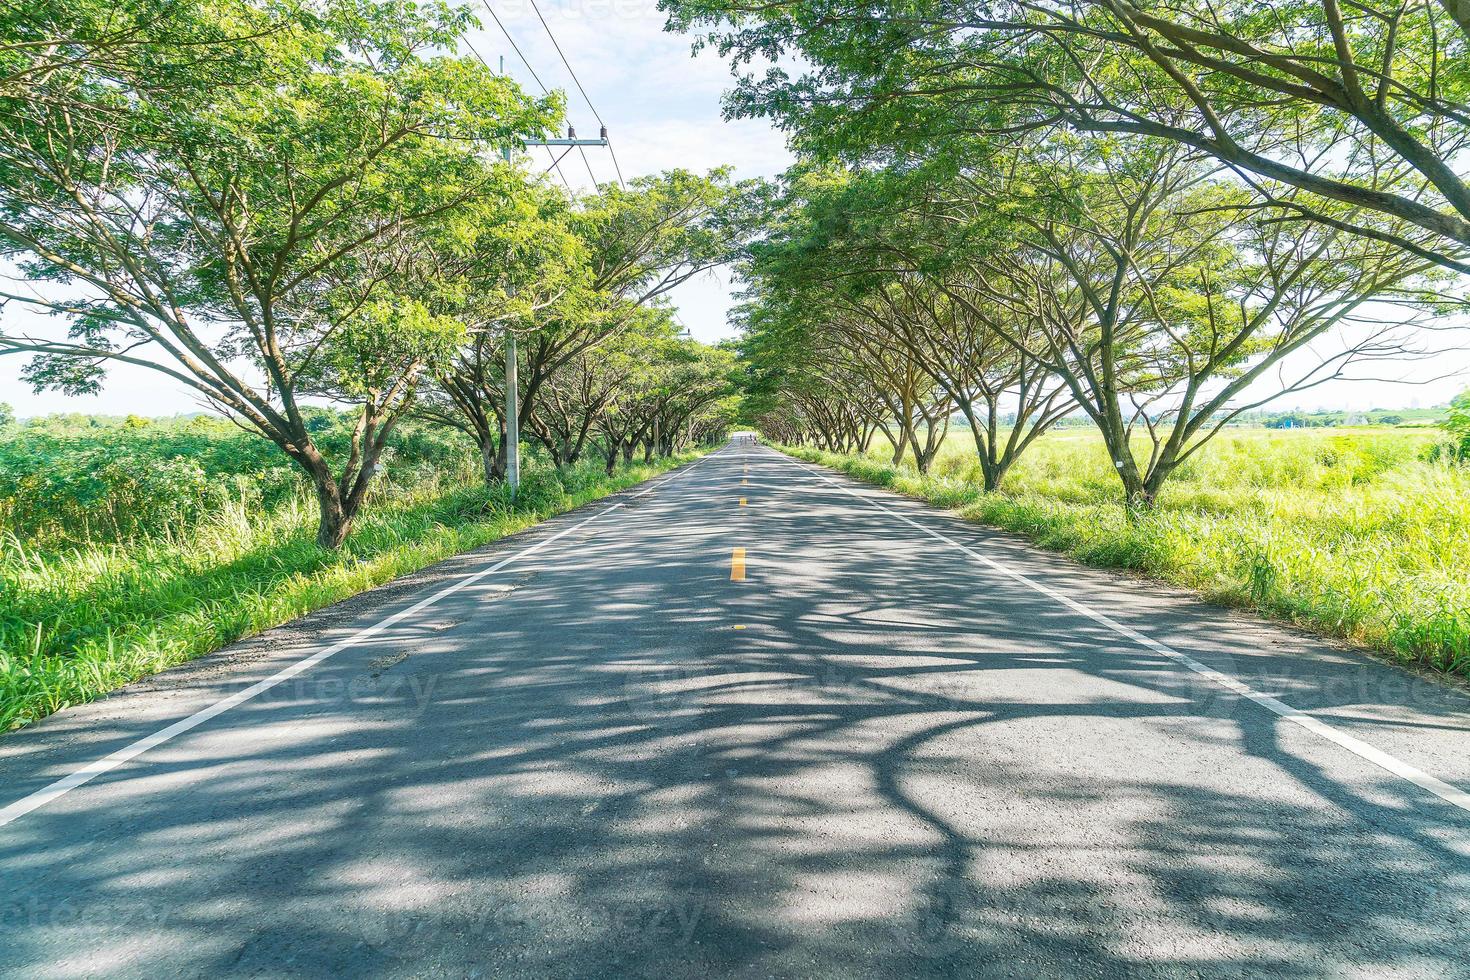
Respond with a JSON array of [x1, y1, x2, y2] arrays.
[[0, 412, 471, 548], [0, 450, 704, 732], [782, 427, 1470, 676]]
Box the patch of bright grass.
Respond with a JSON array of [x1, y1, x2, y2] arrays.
[[782, 429, 1470, 676]]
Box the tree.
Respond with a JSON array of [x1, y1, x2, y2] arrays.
[[0, 0, 257, 109], [944, 140, 1438, 508], [645, 340, 739, 457], [731, 288, 894, 454], [0, 0, 559, 546], [666, 0, 1470, 273], [414, 183, 592, 484], [594, 343, 666, 475], [590, 331, 736, 470], [528, 308, 671, 467]]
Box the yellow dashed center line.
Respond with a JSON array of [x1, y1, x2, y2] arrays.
[[731, 547, 746, 581]]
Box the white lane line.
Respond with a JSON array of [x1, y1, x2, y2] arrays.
[[0, 450, 724, 829], [779, 449, 1470, 816]]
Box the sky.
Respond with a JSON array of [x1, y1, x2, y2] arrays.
[[0, 0, 1464, 417]]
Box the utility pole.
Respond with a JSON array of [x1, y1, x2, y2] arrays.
[[490, 52, 611, 497], [498, 124, 608, 498], [504, 330, 519, 495]]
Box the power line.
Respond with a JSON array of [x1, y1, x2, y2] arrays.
[[526, 0, 602, 125], [464, 23, 575, 194], [478, 2, 550, 95], [524, 0, 628, 190], [546, 144, 576, 173], [604, 138, 628, 193], [477, 0, 625, 193], [544, 146, 576, 192]]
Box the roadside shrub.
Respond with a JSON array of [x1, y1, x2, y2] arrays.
[[513, 467, 572, 511], [1424, 436, 1470, 466], [0, 415, 483, 549], [0, 445, 212, 543]]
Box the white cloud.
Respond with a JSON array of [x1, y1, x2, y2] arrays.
[[464, 0, 792, 187], [612, 116, 789, 182]]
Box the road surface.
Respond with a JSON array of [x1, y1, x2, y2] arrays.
[[1, 442, 1468, 978]]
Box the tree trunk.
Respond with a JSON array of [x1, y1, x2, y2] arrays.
[[314, 483, 352, 549], [479, 434, 503, 486], [568, 417, 594, 466], [494, 436, 511, 483], [1135, 466, 1175, 513], [292, 443, 356, 550], [1114, 445, 1176, 515], [1117, 465, 1157, 515], [913, 429, 940, 473], [1125, 486, 1158, 515], [891, 425, 909, 466], [981, 459, 1009, 492]]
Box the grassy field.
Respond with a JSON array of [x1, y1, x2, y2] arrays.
[[783, 427, 1470, 676], [0, 414, 702, 732]]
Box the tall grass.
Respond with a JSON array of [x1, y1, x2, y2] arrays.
[[783, 428, 1470, 676], [0, 450, 702, 732]]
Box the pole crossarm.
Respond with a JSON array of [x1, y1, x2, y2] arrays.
[[525, 137, 609, 147]]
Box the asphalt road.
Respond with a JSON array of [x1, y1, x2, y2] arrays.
[[2, 442, 1468, 978]]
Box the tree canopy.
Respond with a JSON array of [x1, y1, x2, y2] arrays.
[[1, 0, 745, 546], [665, 0, 1470, 274]]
